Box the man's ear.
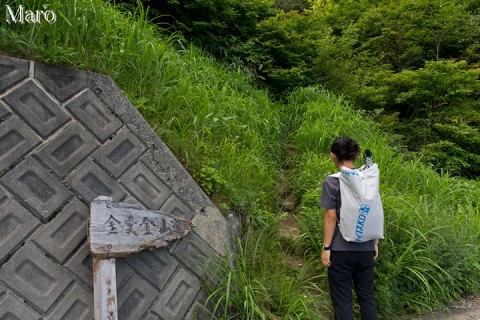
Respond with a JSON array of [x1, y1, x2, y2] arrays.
[[330, 152, 337, 163]]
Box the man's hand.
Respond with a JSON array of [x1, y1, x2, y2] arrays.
[[374, 240, 379, 260], [322, 249, 331, 267]]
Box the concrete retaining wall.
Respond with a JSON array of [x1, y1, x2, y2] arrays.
[[0, 55, 237, 319]]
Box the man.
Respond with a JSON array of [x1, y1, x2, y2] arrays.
[[320, 137, 379, 320]]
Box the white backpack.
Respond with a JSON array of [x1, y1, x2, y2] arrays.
[[330, 161, 384, 242]]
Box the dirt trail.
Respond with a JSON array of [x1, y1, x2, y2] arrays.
[[411, 294, 480, 320]]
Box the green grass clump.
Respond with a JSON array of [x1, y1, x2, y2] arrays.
[[206, 221, 331, 320], [1, 1, 479, 319]]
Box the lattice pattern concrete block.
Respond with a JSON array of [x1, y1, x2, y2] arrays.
[[172, 231, 218, 282], [36, 122, 99, 177], [35, 62, 87, 103], [122, 194, 146, 208], [124, 248, 178, 291], [0, 55, 29, 93], [67, 161, 127, 203], [120, 161, 172, 210], [0, 242, 72, 313], [66, 89, 122, 142], [65, 241, 93, 289], [33, 198, 88, 263], [115, 260, 134, 290], [0, 292, 41, 320], [152, 268, 201, 320], [160, 194, 194, 220], [118, 275, 158, 320], [1, 156, 71, 221], [143, 312, 161, 320], [0, 100, 10, 119], [186, 302, 217, 320], [65, 241, 131, 290], [94, 127, 145, 178], [186, 290, 217, 320], [0, 185, 6, 203], [0, 198, 40, 262], [3, 80, 70, 138], [46, 283, 93, 320], [0, 116, 41, 172]]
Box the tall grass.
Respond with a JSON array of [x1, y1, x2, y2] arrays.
[[287, 87, 480, 318], [205, 223, 331, 319], [2, 2, 479, 319]]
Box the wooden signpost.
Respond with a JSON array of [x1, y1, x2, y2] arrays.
[[88, 196, 193, 320]]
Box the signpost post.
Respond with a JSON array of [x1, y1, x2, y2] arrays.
[[88, 196, 193, 320]]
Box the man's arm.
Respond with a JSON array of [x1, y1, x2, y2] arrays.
[[321, 208, 337, 267]]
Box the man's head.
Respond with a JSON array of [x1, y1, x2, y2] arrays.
[[330, 137, 360, 163]]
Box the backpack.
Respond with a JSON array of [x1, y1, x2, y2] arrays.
[[330, 153, 384, 242]]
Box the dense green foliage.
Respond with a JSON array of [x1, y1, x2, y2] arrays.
[[1, 1, 479, 319], [112, 0, 276, 60], [280, 0, 480, 178], [125, 0, 480, 178]]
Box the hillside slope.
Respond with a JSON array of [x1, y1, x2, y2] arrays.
[[1, 1, 479, 318]]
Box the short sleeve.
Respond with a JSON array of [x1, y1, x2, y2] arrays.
[[320, 176, 339, 209]]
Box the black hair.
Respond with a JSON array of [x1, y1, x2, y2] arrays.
[[330, 137, 360, 162]]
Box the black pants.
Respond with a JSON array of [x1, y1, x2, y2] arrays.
[[328, 251, 377, 320]]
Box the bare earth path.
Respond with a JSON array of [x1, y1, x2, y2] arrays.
[[411, 294, 480, 320]]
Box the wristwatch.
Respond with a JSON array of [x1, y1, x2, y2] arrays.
[[323, 245, 331, 250]]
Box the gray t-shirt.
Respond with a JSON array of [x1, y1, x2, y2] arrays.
[[320, 175, 375, 251]]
